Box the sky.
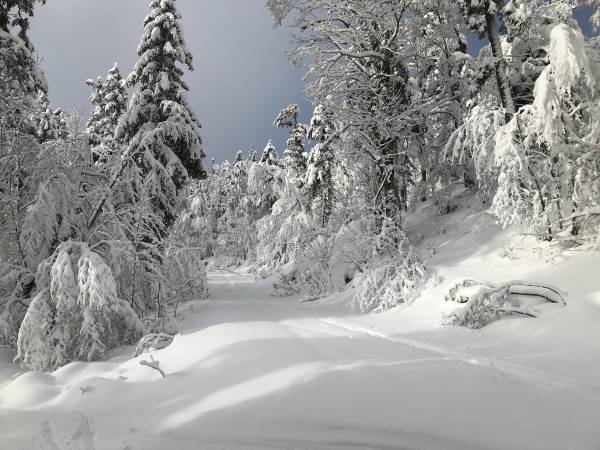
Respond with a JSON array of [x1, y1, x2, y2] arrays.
[[29, 0, 312, 163]]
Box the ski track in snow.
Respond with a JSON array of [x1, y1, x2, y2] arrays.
[[317, 318, 600, 396]]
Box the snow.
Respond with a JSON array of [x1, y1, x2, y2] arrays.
[[2, 206, 600, 449]]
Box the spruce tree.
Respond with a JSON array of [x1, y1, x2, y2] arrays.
[[85, 76, 107, 152], [0, 0, 47, 110], [306, 104, 336, 227], [86, 63, 129, 166], [33, 91, 66, 142], [102, 63, 128, 145], [274, 104, 306, 182], [234, 150, 243, 164], [116, 0, 205, 226], [248, 143, 257, 162], [260, 140, 278, 165]]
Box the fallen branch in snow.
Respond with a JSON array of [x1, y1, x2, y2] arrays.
[[442, 279, 566, 329], [505, 282, 566, 305], [133, 333, 174, 357], [139, 355, 166, 378]]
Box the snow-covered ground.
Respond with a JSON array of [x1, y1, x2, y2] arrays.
[[1, 206, 600, 450]]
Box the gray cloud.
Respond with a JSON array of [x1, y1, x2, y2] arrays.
[[29, 0, 312, 162]]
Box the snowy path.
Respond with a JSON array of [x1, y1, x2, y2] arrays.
[[1, 270, 600, 449]]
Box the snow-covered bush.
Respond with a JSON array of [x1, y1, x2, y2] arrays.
[[17, 242, 145, 371], [353, 223, 426, 314], [160, 242, 209, 316], [272, 233, 333, 299], [339, 217, 426, 313]]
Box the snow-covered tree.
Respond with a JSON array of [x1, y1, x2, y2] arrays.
[[266, 0, 421, 228], [33, 91, 67, 142], [232, 150, 241, 163], [306, 103, 336, 226], [116, 0, 205, 227], [17, 241, 145, 371], [456, 0, 527, 116], [260, 139, 279, 165], [275, 104, 307, 184], [493, 21, 600, 237], [86, 63, 128, 167], [0, 0, 47, 104], [85, 76, 106, 149]]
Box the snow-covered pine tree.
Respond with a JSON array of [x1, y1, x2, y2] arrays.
[[260, 139, 279, 165], [306, 103, 336, 227], [86, 63, 128, 167], [116, 0, 205, 227], [103, 63, 128, 135], [32, 91, 67, 142], [85, 76, 107, 152], [275, 104, 307, 185], [234, 150, 243, 163], [248, 144, 258, 162], [0, 0, 47, 104]]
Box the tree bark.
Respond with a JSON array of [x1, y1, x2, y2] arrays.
[[485, 12, 516, 118]]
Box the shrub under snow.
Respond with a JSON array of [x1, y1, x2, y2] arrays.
[[17, 242, 145, 371], [351, 218, 426, 313]]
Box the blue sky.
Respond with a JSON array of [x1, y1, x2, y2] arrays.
[[30, 0, 311, 163]]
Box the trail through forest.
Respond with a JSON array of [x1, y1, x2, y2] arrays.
[[2, 268, 600, 450]]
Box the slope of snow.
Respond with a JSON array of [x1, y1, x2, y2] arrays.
[[1, 201, 600, 449]]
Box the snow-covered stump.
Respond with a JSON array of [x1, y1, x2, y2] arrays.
[[442, 279, 566, 329]]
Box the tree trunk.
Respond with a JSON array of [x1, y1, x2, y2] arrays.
[[485, 12, 516, 118]]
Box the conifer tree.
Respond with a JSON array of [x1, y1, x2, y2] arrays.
[[104, 63, 128, 122], [248, 144, 258, 162], [86, 63, 128, 166], [234, 150, 243, 164], [116, 0, 205, 227], [275, 104, 306, 183], [306, 104, 336, 227], [33, 91, 66, 142], [0, 0, 47, 102], [260, 139, 279, 165], [85, 76, 107, 152]]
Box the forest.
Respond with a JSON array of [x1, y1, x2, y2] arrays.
[[1, 0, 600, 449]]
